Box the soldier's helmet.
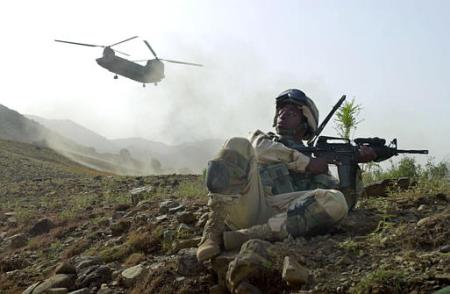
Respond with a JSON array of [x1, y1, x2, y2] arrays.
[[273, 89, 319, 140]]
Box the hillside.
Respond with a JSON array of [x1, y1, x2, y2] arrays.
[[25, 112, 224, 173], [0, 105, 151, 176], [0, 139, 108, 184], [0, 142, 449, 293], [27, 115, 118, 154]]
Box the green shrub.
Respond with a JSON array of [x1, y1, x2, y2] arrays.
[[362, 157, 449, 194]]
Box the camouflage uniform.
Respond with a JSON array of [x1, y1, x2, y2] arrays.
[[197, 130, 353, 260]]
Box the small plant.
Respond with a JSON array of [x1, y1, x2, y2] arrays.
[[99, 244, 132, 263], [174, 180, 208, 199], [351, 267, 407, 294], [334, 98, 362, 139], [338, 239, 360, 253]]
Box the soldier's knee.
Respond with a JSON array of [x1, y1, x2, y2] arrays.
[[313, 189, 348, 223], [223, 137, 254, 160]]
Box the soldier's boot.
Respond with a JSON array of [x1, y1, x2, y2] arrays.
[[223, 223, 287, 251], [196, 210, 226, 262]]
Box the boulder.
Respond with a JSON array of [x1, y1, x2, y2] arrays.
[[9, 233, 28, 249], [54, 262, 76, 275], [121, 264, 146, 288], [130, 186, 153, 206], [110, 220, 131, 236], [76, 265, 112, 288], [176, 211, 196, 224], [46, 288, 68, 294], [29, 218, 55, 236], [159, 200, 179, 213], [226, 239, 282, 293], [30, 274, 75, 294], [281, 256, 309, 286], [177, 248, 205, 276]]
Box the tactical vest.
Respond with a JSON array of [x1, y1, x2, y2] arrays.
[[259, 134, 338, 195]]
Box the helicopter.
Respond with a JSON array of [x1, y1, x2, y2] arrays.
[[54, 36, 203, 86]]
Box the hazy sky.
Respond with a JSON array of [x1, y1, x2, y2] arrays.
[[1, 0, 449, 162]]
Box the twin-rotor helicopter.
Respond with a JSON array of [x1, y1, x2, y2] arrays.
[[54, 36, 203, 86]]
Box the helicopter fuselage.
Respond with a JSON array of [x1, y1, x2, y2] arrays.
[[96, 52, 165, 84]]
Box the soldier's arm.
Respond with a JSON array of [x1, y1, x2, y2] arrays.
[[249, 130, 311, 172]]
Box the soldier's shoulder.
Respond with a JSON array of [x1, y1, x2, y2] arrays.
[[249, 130, 277, 141]]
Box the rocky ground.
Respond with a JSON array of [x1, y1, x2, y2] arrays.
[[0, 141, 449, 293]]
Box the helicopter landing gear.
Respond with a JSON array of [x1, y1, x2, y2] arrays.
[[114, 74, 118, 79]]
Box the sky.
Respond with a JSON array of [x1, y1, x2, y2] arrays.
[[1, 0, 449, 163]]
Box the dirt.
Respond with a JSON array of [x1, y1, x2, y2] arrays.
[[0, 141, 449, 293]]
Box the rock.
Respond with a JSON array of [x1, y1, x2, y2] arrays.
[[46, 288, 68, 294], [163, 230, 175, 243], [434, 273, 450, 283], [111, 211, 126, 220], [159, 200, 179, 213], [364, 177, 413, 197], [209, 284, 228, 294], [110, 220, 131, 236], [9, 233, 28, 248], [121, 264, 146, 288], [212, 252, 238, 287], [177, 248, 205, 276], [235, 281, 262, 294], [417, 216, 433, 227], [74, 256, 103, 272], [76, 265, 112, 288], [97, 284, 112, 294], [173, 237, 202, 252], [434, 286, 450, 294], [177, 224, 193, 238], [114, 203, 131, 211], [29, 218, 55, 236], [22, 282, 40, 294], [136, 200, 153, 208], [439, 245, 450, 253], [226, 239, 284, 293], [130, 186, 153, 205], [156, 214, 168, 222], [55, 262, 76, 275], [282, 256, 309, 286], [418, 204, 427, 211], [31, 274, 75, 294], [169, 204, 185, 213], [7, 216, 18, 227], [435, 193, 449, 202], [67, 288, 90, 294], [176, 211, 196, 224]]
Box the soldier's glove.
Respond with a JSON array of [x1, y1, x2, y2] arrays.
[[286, 150, 311, 172]]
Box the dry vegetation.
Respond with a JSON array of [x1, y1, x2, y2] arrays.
[[0, 139, 449, 293]]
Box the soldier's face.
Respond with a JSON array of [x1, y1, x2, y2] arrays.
[[276, 104, 304, 130]]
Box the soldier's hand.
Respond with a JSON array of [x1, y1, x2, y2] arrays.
[[306, 158, 329, 174], [357, 146, 377, 163]]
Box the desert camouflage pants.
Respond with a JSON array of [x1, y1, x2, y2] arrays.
[[208, 137, 351, 235]]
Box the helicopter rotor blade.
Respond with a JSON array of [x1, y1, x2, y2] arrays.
[[112, 48, 130, 56], [160, 59, 203, 67], [54, 39, 104, 48], [143, 40, 158, 59], [109, 36, 138, 47]]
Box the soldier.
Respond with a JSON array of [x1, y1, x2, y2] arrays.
[[197, 89, 376, 262]]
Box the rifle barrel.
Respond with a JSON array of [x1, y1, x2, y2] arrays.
[[396, 149, 429, 154]]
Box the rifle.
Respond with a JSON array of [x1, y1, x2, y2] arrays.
[[296, 136, 428, 190]]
